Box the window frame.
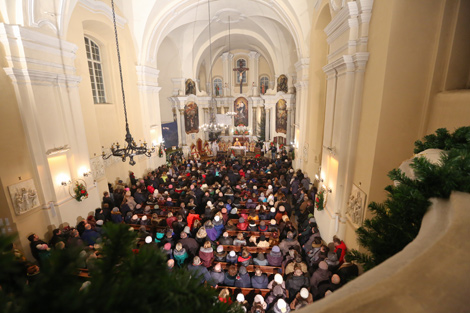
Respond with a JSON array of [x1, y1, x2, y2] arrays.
[[84, 36, 108, 104]]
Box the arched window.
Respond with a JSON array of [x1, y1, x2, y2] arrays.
[[235, 58, 247, 84], [213, 77, 223, 96], [260, 75, 269, 94], [84, 37, 106, 104]]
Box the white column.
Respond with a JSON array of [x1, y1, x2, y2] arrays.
[[221, 52, 233, 97], [286, 107, 292, 144], [179, 109, 186, 146], [248, 51, 260, 96]]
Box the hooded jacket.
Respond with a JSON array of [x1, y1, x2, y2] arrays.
[[223, 272, 237, 286], [210, 270, 225, 285], [234, 272, 252, 288], [267, 250, 283, 267], [198, 247, 214, 267]]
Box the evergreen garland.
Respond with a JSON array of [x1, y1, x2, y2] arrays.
[[349, 127, 470, 271], [0, 224, 237, 313]]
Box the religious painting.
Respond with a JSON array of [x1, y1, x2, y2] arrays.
[[184, 101, 199, 134], [234, 97, 248, 127], [8, 179, 40, 215], [346, 184, 367, 228], [276, 99, 287, 134], [162, 121, 178, 148], [277, 74, 288, 93], [185, 78, 196, 95]]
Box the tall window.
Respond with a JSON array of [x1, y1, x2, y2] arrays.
[[260, 75, 269, 94], [236, 58, 247, 84], [84, 37, 106, 104], [213, 77, 223, 96]]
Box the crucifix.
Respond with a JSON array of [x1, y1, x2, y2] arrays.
[[233, 59, 249, 94]]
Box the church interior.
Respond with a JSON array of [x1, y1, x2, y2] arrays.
[[1, 0, 470, 311]]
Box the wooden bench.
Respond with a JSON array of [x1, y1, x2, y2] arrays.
[[229, 219, 271, 225], [226, 230, 276, 237], [220, 245, 271, 253], [217, 262, 281, 275], [215, 286, 271, 298]]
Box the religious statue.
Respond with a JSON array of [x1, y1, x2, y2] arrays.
[[185, 79, 196, 95], [215, 84, 220, 96], [233, 59, 249, 94], [277, 74, 288, 93]]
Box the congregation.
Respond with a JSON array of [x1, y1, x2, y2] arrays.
[[23, 150, 359, 312]]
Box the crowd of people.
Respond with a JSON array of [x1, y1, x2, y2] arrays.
[[20, 149, 359, 312]]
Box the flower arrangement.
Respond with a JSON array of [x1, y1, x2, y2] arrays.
[[255, 154, 261, 158], [279, 144, 284, 150], [234, 125, 249, 135], [158, 145, 163, 158], [73, 181, 88, 202]]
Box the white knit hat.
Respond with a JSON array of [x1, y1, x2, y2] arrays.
[[236, 293, 245, 302], [145, 236, 152, 244], [142, 215, 147, 221], [277, 299, 287, 312], [300, 288, 309, 299], [274, 273, 283, 284]]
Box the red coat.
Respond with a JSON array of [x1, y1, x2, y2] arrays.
[[237, 222, 248, 231], [334, 241, 347, 264], [187, 213, 200, 230], [166, 216, 177, 227]]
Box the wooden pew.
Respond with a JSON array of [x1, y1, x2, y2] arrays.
[[220, 245, 271, 253], [217, 262, 281, 275], [215, 286, 271, 298], [226, 230, 276, 237], [229, 219, 271, 225]]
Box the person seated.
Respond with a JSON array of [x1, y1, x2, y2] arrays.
[[210, 262, 225, 286], [233, 233, 247, 246], [315, 274, 342, 300], [253, 253, 269, 266], [219, 232, 233, 245], [187, 256, 213, 286], [285, 268, 309, 302], [279, 231, 301, 256], [214, 245, 227, 262], [173, 242, 188, 267], [289, 288, 313, 310], [310, 261, 332, 296], [251, 268, 269, 289], [237, 217, 248, 231], [247, 221, 258, 232], [336, 254, 359, 283], [223, 264, 238, 286], [266, 245, 283, 267], [237, 248, 253, 266], [257, 235, 270, 248], [226, 250, 238, 264], [234, 265, 252, 288], [198, 240, 214, 268]]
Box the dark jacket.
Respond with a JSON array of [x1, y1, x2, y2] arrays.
[[251, 274, 269, 289], [234, 273, 252, 288], [267, 251, 283, 267], [223, 272, 237, 286], [286, 275, 309, 301], [179, 237, 199, 256], [187, 264, 213, 286], [210, 270, 225, 285]]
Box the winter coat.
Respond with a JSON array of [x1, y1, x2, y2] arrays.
[[218, 237, 233, 245], [310, 268, 331, 291], [214, 223, 225, 239], [223, 272, 237, 286], [279, 239, 301, 255], [233, 238, 247, 246], [286, 275, 309, 301], [179, 237, 199, 256], [205, 226, 218, 242], [173, 249, 188, 267], [237, 255, 253, 267], [214, 251, 227, 262], [210, 270, 225, 285], [253, 257, 269, 266], [251, 274, 269, 289], [266, 251, 283, 267], [234, 273, 252, 288], [226, 253, 238, 264], [199, 248, 214, 267], [187, 264, 213, 286]]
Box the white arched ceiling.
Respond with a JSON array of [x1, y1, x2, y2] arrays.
[[139, 0, 313, 70]]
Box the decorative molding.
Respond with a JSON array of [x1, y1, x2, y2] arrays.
[[78, 0, 127, 27], [5, 55, 76, 73], [330, 0, 347, 12], [4, 68, 82, 87], [0, 24, 78, 61], [28, 0, 65, 33], [324, 1, 358, 38], [213, 8, 247, 24], [46, 145, 70, 156]]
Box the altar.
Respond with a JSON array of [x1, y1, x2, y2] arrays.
[[229, 146, 247, 156]]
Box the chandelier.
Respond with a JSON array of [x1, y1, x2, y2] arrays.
[[102, 0, 154, 166], [199, 0, 228, 134]]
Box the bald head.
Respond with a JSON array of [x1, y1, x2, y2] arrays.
[[331, 274, 341, 284]]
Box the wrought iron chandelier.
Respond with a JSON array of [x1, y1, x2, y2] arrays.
[[199, 0, 228, 134], [102, 0, 154, 166]]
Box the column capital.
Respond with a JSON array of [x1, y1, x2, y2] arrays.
[[248, 51, 260, 60], [221, 52, 234, 61]]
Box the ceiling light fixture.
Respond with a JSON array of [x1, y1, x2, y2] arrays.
[[102, 0, 154, 166]]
